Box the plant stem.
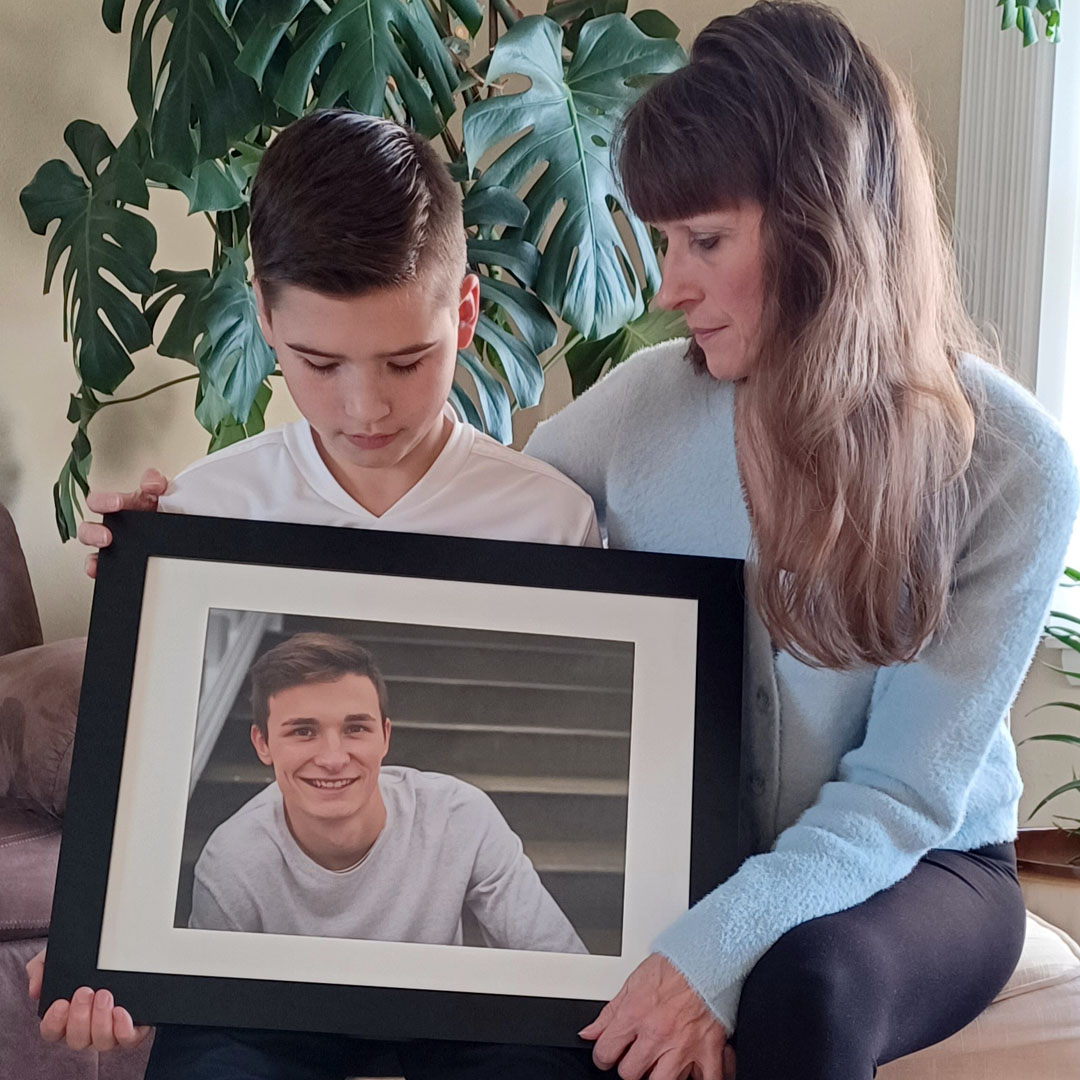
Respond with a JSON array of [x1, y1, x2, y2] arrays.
[[97, 373, 199, 408], [542, 331, 582, 372], [490, 0, 520, 28], [441, 127, 463, 162], [205, 211, 222, 267], [312, 0, 332, 13]]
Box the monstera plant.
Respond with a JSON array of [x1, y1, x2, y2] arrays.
[[20, 0, 686, 539], [21, 1, 1062, 540]]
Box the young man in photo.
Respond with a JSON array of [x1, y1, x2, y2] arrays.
[[27, 109, 606, 1078], [191, 630, 586, 955]]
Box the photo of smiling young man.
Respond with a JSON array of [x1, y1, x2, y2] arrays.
[[185, 631, 590, 954]]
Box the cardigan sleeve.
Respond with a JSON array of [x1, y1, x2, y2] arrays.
[[651, 399, 1079, 1032], [524, 363, 630, 530]]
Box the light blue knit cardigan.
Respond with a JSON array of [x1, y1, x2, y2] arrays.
[[525, 340, 1079, 1033]]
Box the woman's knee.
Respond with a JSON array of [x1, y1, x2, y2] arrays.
[[738, 917, 886, 1037]]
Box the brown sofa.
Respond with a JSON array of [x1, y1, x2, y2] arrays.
[[0, 503, 152, 1078]]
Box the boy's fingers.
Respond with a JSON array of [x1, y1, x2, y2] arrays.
[[76, 521, 112, 549], [64, 986, 94, 1050], [85, 553, 98, 580], [85, 491, 127, 514], [85, 487, 159, 516], [26, 949, 45, 999], [139, 468, 168, 494], [90, 989, 116, 1050], [39, 998, 71, 1043], [114, 1009, 151, 1049]]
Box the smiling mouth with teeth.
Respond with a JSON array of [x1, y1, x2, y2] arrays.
[[301, 777, 359, 789]]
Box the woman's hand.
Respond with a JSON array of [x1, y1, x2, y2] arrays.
[[76, 468, 169, 579], [27, 947, 151, 1051], [580, 953, 734, 1080]]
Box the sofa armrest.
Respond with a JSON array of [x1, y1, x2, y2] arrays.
[[0, 638, 86, 818], [0, 505, 43, 658]]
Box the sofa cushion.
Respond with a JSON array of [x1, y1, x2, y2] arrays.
[[0, 808, 61, 941], [0, 637, 85, 818], [879, 912, 1080, 1079]]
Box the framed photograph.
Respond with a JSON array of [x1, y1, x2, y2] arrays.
[[42, 511, 744, 1047]]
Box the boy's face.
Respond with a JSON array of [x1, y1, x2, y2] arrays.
[[254, 272, 480, 474], [250, 674, 391, 827]]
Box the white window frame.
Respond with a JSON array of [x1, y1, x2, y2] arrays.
[[955, 1, 1080, 621]]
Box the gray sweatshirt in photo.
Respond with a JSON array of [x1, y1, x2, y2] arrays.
[[189, 765, 587, 954]]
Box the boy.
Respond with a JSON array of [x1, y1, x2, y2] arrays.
[[29, 109, 603, 1080], [191, 630, 586, 955]]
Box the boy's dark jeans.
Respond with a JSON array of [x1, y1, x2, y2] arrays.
[[144, 1029, 604, 1080]]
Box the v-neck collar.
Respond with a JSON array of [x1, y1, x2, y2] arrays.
[[284, 411, 475, 522]]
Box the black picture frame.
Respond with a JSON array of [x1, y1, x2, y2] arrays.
[[42, 510, 744, 1049]]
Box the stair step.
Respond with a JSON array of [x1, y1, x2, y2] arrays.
[[385, 675, 629, 695], [267, 622, 635, 690], [524, 840, 624, 875], [392, 720, 627, 739], [457, 774, 628, 797]]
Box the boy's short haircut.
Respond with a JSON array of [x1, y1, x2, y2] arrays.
[[249, 632, 390, 736], [250, 110, 467, 305]]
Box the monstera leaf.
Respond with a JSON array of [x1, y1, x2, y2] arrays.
[[201, 377, 273, 452], [456, 349, 512, 443], [20, 120, 156, 394], [143, 268, 214, 362], [225, 0, 313, 85], [565, 307, 686, 397], [462, 183, 554, 411], [54, 390, 99, 541], [463, 15, 683, 339], [119, 0, 264, 173], [1000, 0, 1061, 45], [195, 248, 277, 430], [274, 0, 479, 134]]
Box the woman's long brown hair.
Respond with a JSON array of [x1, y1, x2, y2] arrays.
[[617, 1, 987, 669]]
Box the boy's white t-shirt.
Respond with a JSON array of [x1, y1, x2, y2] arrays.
[[158, 414, 601, 546]]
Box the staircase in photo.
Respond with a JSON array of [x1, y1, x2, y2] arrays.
[[178, 614, 635, 956]]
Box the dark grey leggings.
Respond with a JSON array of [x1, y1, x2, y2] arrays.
[[145, 843, 1024, 1080], [732, 840, 1026, 1078]]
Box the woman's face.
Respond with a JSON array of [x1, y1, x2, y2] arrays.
[[652, 202, 766, 381]]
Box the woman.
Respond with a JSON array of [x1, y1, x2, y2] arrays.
[[526, 2, 1078, 1078]]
